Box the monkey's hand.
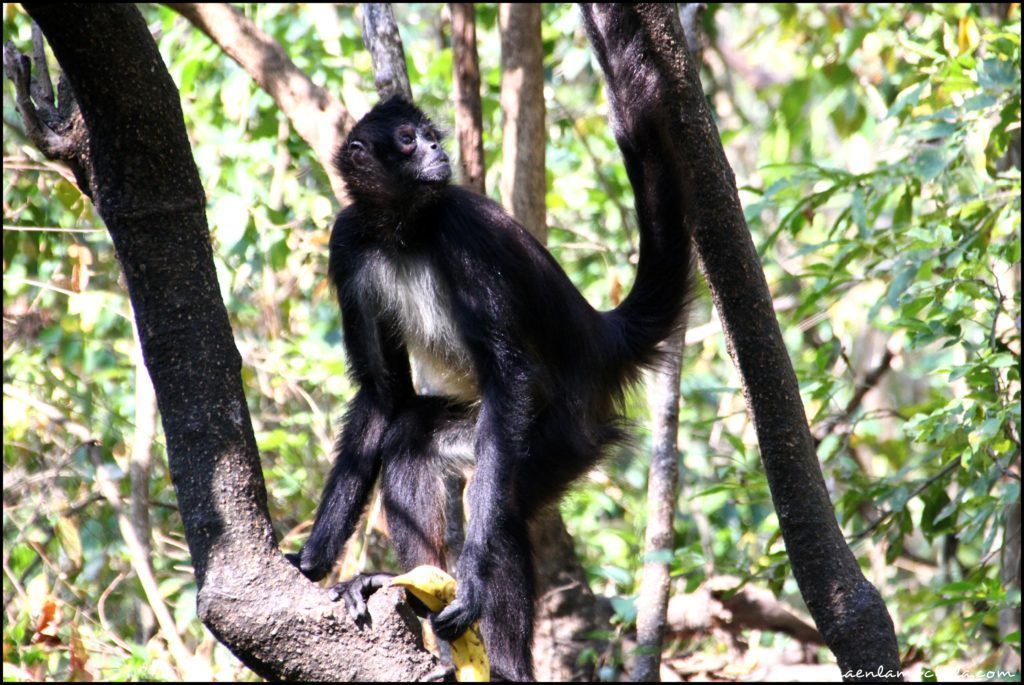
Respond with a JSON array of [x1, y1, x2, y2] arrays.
[[326, 573, 396, 625], [429, 574, 483, 642]]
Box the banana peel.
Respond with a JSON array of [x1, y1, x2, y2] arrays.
[[390, 566, 490, 682]]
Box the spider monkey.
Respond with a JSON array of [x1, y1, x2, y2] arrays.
[[291, 7, 693, 680]]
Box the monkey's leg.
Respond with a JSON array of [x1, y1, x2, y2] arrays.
[[324, 399, 474, 625], [476, 515, 536, 682], [389, 437, 536, 681], [375, 400, 474, 680]]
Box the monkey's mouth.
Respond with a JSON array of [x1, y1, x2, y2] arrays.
[[421, 161, 452, 182]]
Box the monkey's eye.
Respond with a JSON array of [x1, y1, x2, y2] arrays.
[[349, 140, 366, 153], [397, 126, 417, 150]]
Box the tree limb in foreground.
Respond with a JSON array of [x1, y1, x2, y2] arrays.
[[20, 4, 434, 679]]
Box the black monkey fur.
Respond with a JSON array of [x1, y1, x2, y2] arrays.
[[293, 10, 693, 680]]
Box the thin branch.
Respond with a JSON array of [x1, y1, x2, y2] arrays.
[[3, 40, 72, 158], [851, 456, 962, 542], [812, 342, 898, 444], [2, 32, 90, 191], [96, 571, 134, 654], [88, 443, 212, 680], [29, 23, 54, 107], [3, 224, 105, 233]]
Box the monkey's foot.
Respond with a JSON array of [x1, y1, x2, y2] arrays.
[[430, 594, 482, 642]]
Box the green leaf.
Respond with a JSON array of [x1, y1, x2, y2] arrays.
[[913, 147, 951, 182], [54, 180, 82, 212], [978, 57, 1019, 91]]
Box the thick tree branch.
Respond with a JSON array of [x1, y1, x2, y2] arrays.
[[167, 3, 354, 203], [20, 4, 434, 679]]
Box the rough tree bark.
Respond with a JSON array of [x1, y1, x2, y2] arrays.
[[360, 4, 412, 101], [632, 5, 703, 681], [499, 2, 546, 242], [450, 3, 486, 195], [581, 4, 902, 681], [168, 3, 355, 203], [17, 4, 435, 679], [633, 333, 684, 683]]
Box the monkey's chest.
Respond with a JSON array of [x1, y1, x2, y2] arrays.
[[361, 257, 479, 400]]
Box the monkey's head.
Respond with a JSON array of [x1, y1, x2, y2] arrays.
[[336, 95, 451, 207]]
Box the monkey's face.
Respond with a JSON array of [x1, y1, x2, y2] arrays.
[[337, 96, 451, 205]]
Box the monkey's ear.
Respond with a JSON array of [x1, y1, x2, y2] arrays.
[[343, 140, 369, 169], [347, 140, 368, 159]]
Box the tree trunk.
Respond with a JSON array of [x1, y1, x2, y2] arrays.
[[450, 3, 486, 195], [530, 509, 614, 682], [499, 2, 546, 242], [633, 332, 684, 682]]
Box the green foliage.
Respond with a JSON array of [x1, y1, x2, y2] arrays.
[[3, 2, 1020, 680]]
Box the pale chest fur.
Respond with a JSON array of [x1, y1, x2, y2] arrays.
[[357, 255, 479, 401]]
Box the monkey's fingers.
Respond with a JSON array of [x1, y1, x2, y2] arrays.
[[327, 572, 394, 625]]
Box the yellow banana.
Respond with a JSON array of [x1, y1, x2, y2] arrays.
[[390, 566, 490, 682]]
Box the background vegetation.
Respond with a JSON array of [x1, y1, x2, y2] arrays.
[[3, 3, 1020, 680]]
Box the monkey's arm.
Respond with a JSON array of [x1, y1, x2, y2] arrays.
[[296, 285, 414, 581]]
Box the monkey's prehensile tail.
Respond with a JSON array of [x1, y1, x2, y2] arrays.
[[582, 5, 696, 387]]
